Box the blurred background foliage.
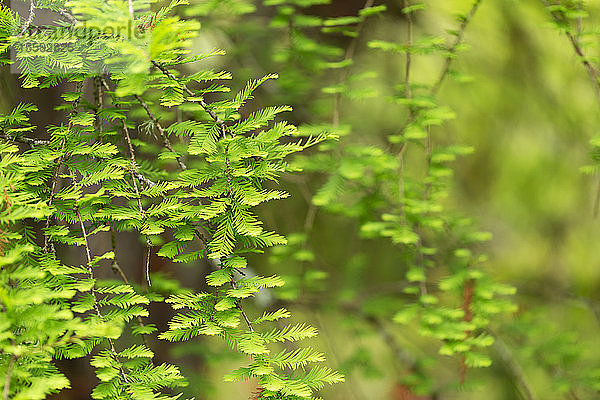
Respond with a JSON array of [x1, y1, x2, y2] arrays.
[[3, 0, 600, 399]]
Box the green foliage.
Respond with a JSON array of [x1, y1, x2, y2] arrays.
[[0, 0, 341, 399], [3, 0, 600, 399]]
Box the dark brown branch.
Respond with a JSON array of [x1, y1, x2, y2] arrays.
[[231, 278, 254, 332]]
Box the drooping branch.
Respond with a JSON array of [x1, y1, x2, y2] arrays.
[[431, 0, 483, 95], [151, 60, 257, 332], [120, 119, 153, 287], [43, 80, 84, 252], [109, 225, 153, 352], [541, 0, 600, 108], [541, 0, 600, 218], [75, 206, 130, 384], [2, 354, 16, 400], [332, 0, 375, 127], [488, 329, 537, 400]]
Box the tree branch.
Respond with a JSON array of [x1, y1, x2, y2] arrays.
[[121, 119, 153, 287], [431, 0, 483, 95], [134, 94, 188, 171], [109, 225, 153, 352], [0, 133, 48, 146], [2, 354, 16, 400], [19, 0, 35, 36], [541, 1, 600, 218], [43, 80, 84, 252], [76, 206, 130, 384], [151, 60, 226, 127], [332, 0, 375, 127], [488, 329, 537, 400], [151, 61, 260, 331]]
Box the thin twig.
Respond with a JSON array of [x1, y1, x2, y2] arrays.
[[359, 310, 415, 369], [76, 206, 130, 384], [2, 354, 16, 400], [134, 94, 188, 170], [542, 1, 600, 108], [390, 0, 482, 151], [576, 295, 600, 328], [19, 0, 35, 36], [94, 76, 104, 140], [43, 138, 65, 254], [57, 7, 78, 25], [151, 60, 233, 194], [92, 75, 154, 354], [121, 120, 153, 287], [152, 61, 226, 126], [151, 61, 261, 332], [424, 0, 481, 203], [431, 0, 483, 95], [43, 81, 84, 252], [99, 77, 157, 192], [459, 278, 475, 385], [488, 329, 537, 400], [397, 0, 414, 218], [0, 133, 48, 146], [109, 226, 153, 352], [230, 278, 254, 332], [332, 0, 375, 127], [152, 61, 235, 197], [541, 1, 600, 218], [594, 177, 600, 218], [132, 170, 156, 188], [402, 0, 413, 106], [313, 311, 366, 400]]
